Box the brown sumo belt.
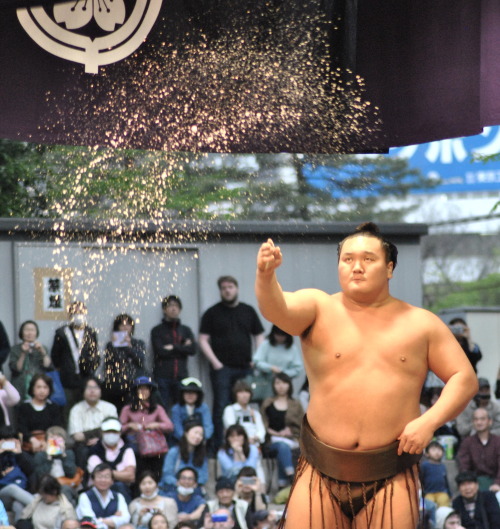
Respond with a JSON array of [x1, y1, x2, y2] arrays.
[[300, 415, 422, 483]]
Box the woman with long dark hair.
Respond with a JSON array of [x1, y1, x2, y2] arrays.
[[217, 424, 261, 480], [159, 420, 207, 494], [102, 313, 146, 412], [261, 373, 304, 489], [120, 377, 173, 479]]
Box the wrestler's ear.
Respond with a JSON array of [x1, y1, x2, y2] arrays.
[[386, 261, 394, 279]]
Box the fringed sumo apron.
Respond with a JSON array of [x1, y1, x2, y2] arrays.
[[278, 416, 422, 528]]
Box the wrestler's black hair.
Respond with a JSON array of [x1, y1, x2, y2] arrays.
[[337, 222, 398, 270]]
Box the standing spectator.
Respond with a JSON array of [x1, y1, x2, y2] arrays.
[[9, 320, 51, 401], [128, 470, 178, 529], [102, 314, 146, 412], [457, 408, 500, 492], [260, 373, 303, 490], [17, 373, 64, 453], [452, 471, 500, 529], [171, 378, 213, 443], [449, 318, 482, 373], [223, 381, 266, 446], [119, 376, 173, 479], [0, 373, 20, 427], [252, 326, 303, 400], [420, 441, 451, 507], [151, 296, 196, 411], [68, 377, 118, 469], [456, 377, 500, 438], [159, 419, 207, 494], [87, 417, 136, 503], [0, 322, 10, 368], [199, 276, 264, 449], [18, 475, 76, 529], [51, 301, 99, 416], [164, 467, 206, 525], [77, 462, 131, 529]]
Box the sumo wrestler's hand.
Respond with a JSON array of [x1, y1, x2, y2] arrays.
[[257, 238, 282, 274], [397, 416, 435, 456]]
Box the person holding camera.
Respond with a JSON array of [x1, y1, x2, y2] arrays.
[[448, 318, 482, 373], [203, 476, 251, 529], [200, 508, 235, 529], [9, 321, 51, 402], [234, 467, 267, 516]]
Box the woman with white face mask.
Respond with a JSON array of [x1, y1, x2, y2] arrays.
[[51, 301, 99, 417], [128, 471, 178, 529]]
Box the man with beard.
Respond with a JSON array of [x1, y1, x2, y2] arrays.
[[199, 276, 264, 450]]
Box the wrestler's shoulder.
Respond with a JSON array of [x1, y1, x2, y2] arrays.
[[393, 299, 446, 327]]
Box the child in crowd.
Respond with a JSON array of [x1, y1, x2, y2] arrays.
[[420, 440, 451, 507]]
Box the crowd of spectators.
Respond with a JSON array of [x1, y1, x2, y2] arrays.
[[0, 276, 305, 529]]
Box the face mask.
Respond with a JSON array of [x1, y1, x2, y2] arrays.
[[177, 485, 195, 496], [103, 432, 121, 446], [140, 490, 158, 500], [71, 314, 87, 327]]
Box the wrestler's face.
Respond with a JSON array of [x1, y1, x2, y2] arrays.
[[338, 236, 393, 299], [458, 480, 479, 500]]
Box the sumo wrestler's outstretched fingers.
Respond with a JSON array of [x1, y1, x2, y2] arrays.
[[257, 238, 283, 273], [397, 416, 434, 455]]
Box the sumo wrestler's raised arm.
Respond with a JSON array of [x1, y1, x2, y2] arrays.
[[397, 310, 478, 455], [255, 238, 319, 336]]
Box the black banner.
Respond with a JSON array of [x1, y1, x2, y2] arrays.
[[0, 0, 499, 153]]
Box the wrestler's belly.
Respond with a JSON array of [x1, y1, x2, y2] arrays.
[[306, 392, 422, 451]]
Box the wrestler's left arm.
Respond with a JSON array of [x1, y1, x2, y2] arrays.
[[397, 311, 478, 455]]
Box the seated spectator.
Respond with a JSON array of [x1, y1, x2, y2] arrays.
[[102, 314, 146, 412], [199, 508, 234, 529], [233, 467, 267, 516], [164, 468, 205, 525], [87, 417, 136, 503], [0, 498, 14, 529], [17, 373, 63, 454], [250, 510, 278, 529], [148, 512, 173, 529], [172, 521, 197, 529], [217, 425, 261, 481], [171, 378, 213, 443], [9, 320, 52, 402], [252, 326, 303, 400], [457, 408, 500, 492], [436, 507, 466, 529], [77, 462, 131, 529], [68, 377, 118, 469], [159, 420, 207, 494], [128, 470, 178, 529], [17, 475, 76, 529], [0, 373, 20, 427], [260, 373, 303, 489], [222, 381, 265, 446], [456, 377, 500, 438], [119, 376, 173, 479], [452, 471, 500, 529], [33, 426, 79, 503], [203, 476, 251, 529], [0, 426, 33, 520], [420, 440, 451, 507]]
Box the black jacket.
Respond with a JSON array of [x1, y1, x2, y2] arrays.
[[150, 318, 196, 379], [453, 490, 500, 529], [51, 325, 99, 389]]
